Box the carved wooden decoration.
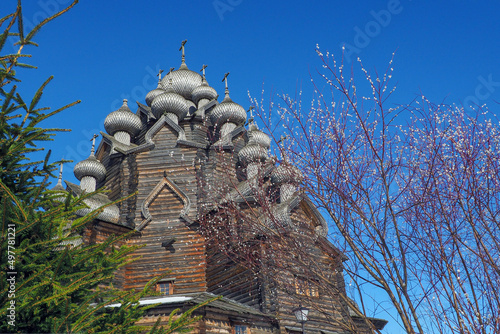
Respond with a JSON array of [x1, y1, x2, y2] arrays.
[[136, 171, 192, 231]]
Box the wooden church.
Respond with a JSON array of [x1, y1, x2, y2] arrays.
[[57, 42, 387, 334]]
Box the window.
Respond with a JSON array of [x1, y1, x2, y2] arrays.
[[234, 325, 247, 334], [156, 280, 174, 295], [295, 276, 319, 297]]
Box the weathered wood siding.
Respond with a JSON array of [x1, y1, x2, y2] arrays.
[[271, 205, 357, 334], [206, 247, 262, 308], [121, 124, 207, 292]]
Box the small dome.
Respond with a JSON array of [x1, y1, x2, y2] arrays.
[[210, 95, 246, 128], [52, 182, 66, 192], [192, 83, 217, 105], [73, 154, 106, 182], [161, 64, 202, 100], [145, 81, 165, 107], [74, 155, 106, 183], [238, 143, 268, 166], [248, 127, 271, 149], [270, 163, 302, 186], [151, 90, 189, 120], [104, 99, 142, 136]]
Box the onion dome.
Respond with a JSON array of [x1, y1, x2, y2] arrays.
[[270, 163, 303, 186], [238, 143, 268, 166], [210, 74, 246, 128], [74, 137, 106, 183], [210, 96, 246, 127], [192, 65, 217, 105], [161, 66, 202, 100], [145, 78, 166, 107], [192, 82, 217, 105], [74, 155, 106, 183], [104, 99, 142, 137], [160, 40, 202, 100], [151, 79, 189, 120], [247, 120, 271, 149]]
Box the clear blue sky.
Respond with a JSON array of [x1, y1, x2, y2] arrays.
[[4, 1, 500, 332]]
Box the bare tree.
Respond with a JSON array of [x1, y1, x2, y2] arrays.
[[199, 127, 387, 332], [240, 48, 500, 333]]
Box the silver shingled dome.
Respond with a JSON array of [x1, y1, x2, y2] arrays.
[[270, 163, 303, 185], [192, 83, 217, 105], [248, 125, 271, 149], [145, 82, 165, 107], [104, 99, 142, 136], [74, 155, 106, 183], [161, 64, 202, 100], [238, 143, 268, 166], [210, 94, 247, 128], [151, 89, 189, 120]]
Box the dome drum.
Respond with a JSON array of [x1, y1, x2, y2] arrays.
[[246, 162, 261, 181], [114, 131, 131, 146], [80, 176, 97, 193]]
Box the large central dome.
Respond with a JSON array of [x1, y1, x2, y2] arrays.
[[160, 63, 202, 100]]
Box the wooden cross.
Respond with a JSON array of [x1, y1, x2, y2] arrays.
[[157, 69, 164, 80], [90, 134, 98, 155], [247, 106, 254, 118], [179, 39, 187, 52], [222, 72, 230, 91], [179, 40, 187, 63], [200, 64, 207, 77]]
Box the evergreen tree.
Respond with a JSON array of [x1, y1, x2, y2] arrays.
[[0, 2, 214, 333]]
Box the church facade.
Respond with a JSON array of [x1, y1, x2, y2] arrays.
[[60, 43, 386, 334]]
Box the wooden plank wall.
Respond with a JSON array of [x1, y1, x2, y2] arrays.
[[122, 124, 207, 292], [271, 205, 359, 334], [206, 245, 262, 308]]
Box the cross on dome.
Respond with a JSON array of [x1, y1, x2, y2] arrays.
[[201, 64, 208, 79], [222, 72, 230, 97], [179, 39, 187, 67], [90, 133, 98, 155]]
